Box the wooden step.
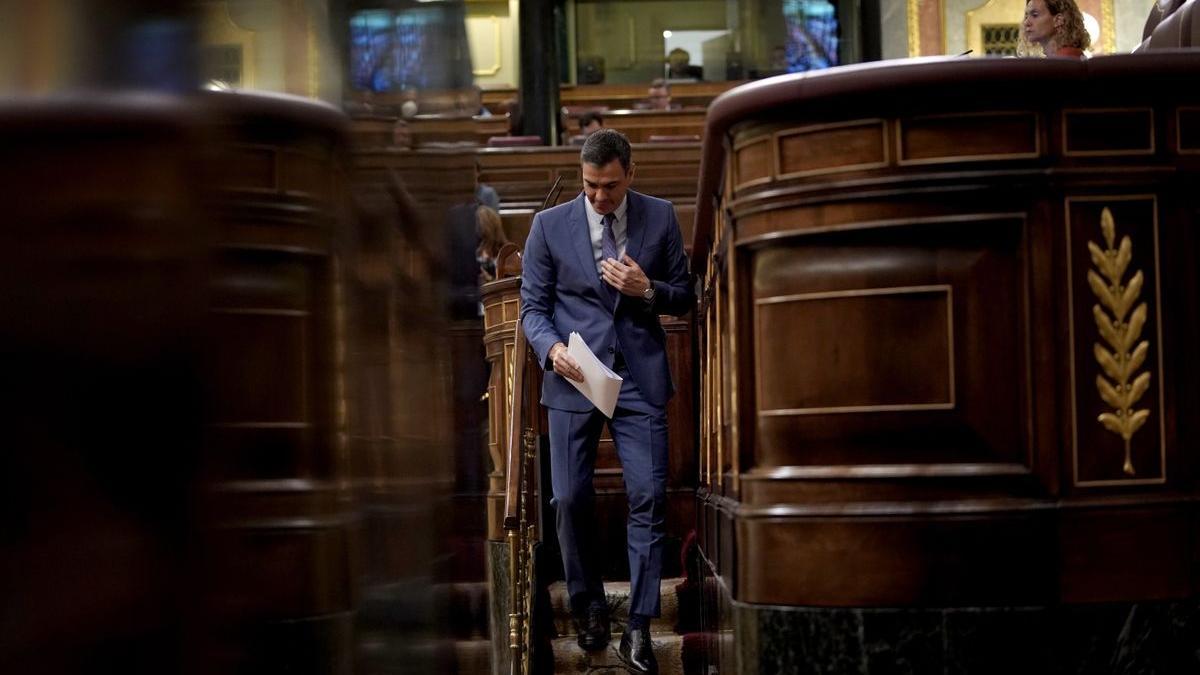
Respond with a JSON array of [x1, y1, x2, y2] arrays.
[[356, 634, 493, 674], [548, 578, 684, 636], [434, 581, 489, 639], [453, 638, 492, 675]]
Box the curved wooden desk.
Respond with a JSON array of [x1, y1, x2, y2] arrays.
[[692, 53, 1200, 671]]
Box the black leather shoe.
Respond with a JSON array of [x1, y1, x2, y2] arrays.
[[617, 626, 657, 674], [574, 604, 610, 652]]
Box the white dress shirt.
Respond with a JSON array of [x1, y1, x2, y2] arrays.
[[583, 194, 628, 274]]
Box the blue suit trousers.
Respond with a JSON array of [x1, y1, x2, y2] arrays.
[[547, 363, 668, 618]]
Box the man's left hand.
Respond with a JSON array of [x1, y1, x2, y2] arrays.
[[600, 255, 651, 297]]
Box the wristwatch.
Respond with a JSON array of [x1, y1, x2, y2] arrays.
[[642, 284, 656, 302]]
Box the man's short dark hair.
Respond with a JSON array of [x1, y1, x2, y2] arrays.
[[578, 111, 604, 130], [580, 128, 632, 172]]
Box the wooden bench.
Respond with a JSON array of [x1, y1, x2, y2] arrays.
[[476, 143, 700, 246], [483, 80, 742, 114], [353, 142, 699, 250], [406, 114, 511, 147], [560, 108, 708, 144]]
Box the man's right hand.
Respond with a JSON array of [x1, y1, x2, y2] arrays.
[[549, 342, 585, 383]]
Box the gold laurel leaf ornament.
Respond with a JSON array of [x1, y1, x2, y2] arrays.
[[1088, 208, 1151, 476]]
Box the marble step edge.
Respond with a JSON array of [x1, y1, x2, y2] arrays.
[[550, 633, 686, 675], [548, 577, 690, 636]]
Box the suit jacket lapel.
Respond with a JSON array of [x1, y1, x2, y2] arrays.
[[624, 191, 648, 266], [568, 193, 605, 300]]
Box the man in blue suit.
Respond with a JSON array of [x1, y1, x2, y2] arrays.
[[520, 129, 692, 674]]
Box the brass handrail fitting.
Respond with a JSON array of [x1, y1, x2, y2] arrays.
[[503, 321, 539, 674]]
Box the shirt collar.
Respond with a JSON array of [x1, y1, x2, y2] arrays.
[[583, 193, 629, 225]]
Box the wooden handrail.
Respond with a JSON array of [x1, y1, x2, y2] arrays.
[[503, 319, 529, 531]]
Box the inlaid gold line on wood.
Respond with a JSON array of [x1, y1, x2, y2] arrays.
[[736, 212, 1027, 248], [1087, 207, 1151, 476], [742, 462, 1031, 480], [755, 284, 955, 416], [1065, 195, 1166, 487], [755, 284, 949, 305]]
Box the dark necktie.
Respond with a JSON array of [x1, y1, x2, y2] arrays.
[[601, 213, 619, 308]]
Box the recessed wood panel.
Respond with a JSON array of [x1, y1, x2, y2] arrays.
[[749, 217, 1029, 469], [211, 312, 308, 423], [734, 137, 771, 191], [777, 120, 887, 178], [1058, 504, 1190, 602], [1063, 109, 1154, 156], [1065, 196, 1165, 486], [756, 286, 953, 413], [221, 146, 276, 190], [280, 151, 330, 199], [737, 506, 1055, 606], [1178, 107, 1200, 153], [899, 112, 1038, 164]]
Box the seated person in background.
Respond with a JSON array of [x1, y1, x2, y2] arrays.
[[475, 161, 500, 211], [637, 79, 679, 110], [579, 111, 604, 136], [503, 98, 523, 135], [1021, 0, 1090, 57], [461, 85, 493, 117], [475, 205, 508, 283], [666, 48, 703, 80]]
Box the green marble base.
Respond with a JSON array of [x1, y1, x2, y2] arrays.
[[696, 553, 1200, 674], [488, 540, 510, 675]]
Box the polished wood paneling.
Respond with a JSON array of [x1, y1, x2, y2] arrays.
[[691, 54, 1200, 610], [778, 119, 889, 177], [476, 143, 702, 211], [549, 80, 741, 111], [1058, 501, 1192, 603], [756, 286, 953, 413], [737, 506, 1055, 606], [1062, 108, 1155, 156], [0, 95, 208, 675], [899, 112, 1040, 164], [733, 137, 771, 191], [405, 113, 510, 146], [481, 277, 523, 541], [201, 92, 359, 673], [1179, 107, 1200, 152], [750, 216, 1029, 471], [601, 108, 707, 143]]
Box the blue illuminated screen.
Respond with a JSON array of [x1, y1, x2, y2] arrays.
[[782, 0, 839, 71], [350, 8, 457, 92]]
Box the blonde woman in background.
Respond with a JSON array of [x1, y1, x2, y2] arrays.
[[1021, 0, 1091, 57]]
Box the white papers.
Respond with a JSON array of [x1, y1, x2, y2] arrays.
[[566, 332, 623, 418]]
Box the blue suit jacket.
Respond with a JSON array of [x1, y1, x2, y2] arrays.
[[520, 190, 693, 411]]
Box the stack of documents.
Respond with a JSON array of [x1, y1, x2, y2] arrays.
[[566, 332, 623, 418]]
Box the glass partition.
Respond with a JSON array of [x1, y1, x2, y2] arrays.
[[572, 0, 855, 85]]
